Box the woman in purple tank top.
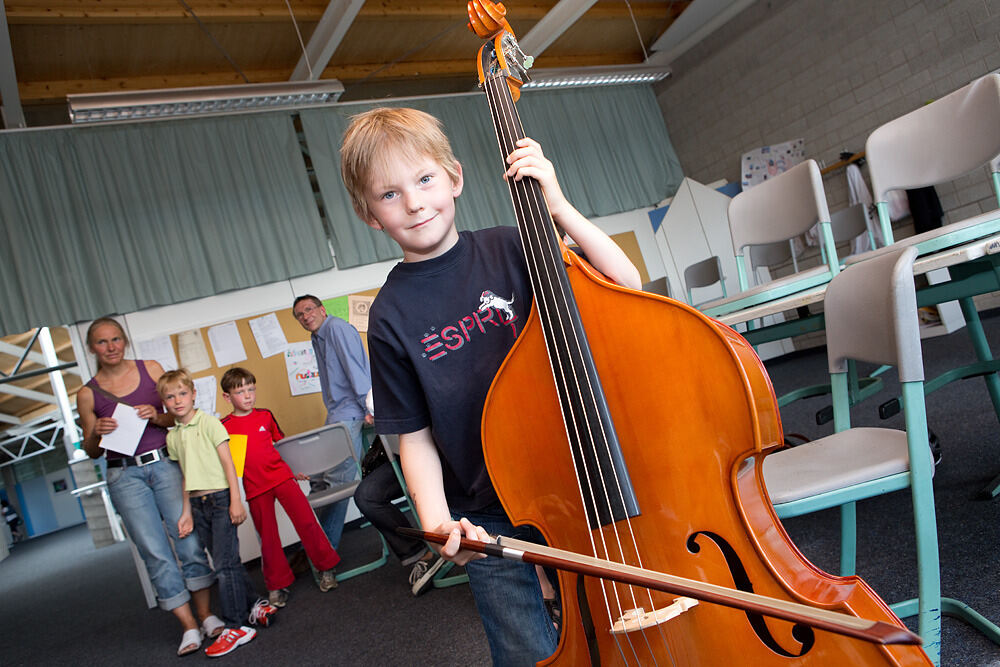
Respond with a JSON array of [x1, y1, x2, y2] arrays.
[[78, 318, 219, 656]]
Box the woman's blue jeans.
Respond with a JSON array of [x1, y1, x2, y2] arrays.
[[191, 490, 259, 627], [106, 458, 214, 611], [460, 503, 558, 666]]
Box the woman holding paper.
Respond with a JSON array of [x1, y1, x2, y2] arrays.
[[78, 317, 219, 657]]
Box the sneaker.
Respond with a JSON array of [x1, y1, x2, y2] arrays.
[[268, 588, 289, 608], [409, 556, 447, 596], [318, 568, 338, 592], [248, 599, 278, 627], [204, 627, 256, 658]]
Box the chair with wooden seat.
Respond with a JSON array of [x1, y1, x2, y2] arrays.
[[762, 245, 1000, 665], [275, 422, 388, 582]]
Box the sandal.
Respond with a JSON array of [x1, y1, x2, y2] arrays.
[[177, 628, 202, 656], [201, 615, 225, 640]]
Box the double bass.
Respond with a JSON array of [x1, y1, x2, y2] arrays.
[[465, 2, 934, 664]]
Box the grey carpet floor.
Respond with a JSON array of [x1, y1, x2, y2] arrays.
[[3, 311, 1000, 665]]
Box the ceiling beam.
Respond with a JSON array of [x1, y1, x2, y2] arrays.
[[18, 47, 647, 103], [0, 2, 26, 128], [647, 0, 755, 65], [4, 0, 468, 23], [4, 1, 669, 24], [519, 0, 597, 58], [291, 0, 364, 81]]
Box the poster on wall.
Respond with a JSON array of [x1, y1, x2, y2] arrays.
[[248, 313, 288, 358], [740, 138, 805, 190], [207, 321, 247, 368], [193, 375, 218, 416], [348, 295, 374, 333], [135, 336, 178, 371], [285, 341, 321, 396], [178, 330, 212, 372]]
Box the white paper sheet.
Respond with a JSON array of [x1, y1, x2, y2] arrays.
[[285, 341, 321, 396], [100, 404, 148, 456], [178, 330, 212, 372], [193, 375, 218, 417], [248, 313, 288, 358], [348, 295, 374, 333], [207, 321, 247, 368], [135, 336, 178, 371]]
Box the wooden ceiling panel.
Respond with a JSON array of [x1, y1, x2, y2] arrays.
[[7, 1, 694, 123]]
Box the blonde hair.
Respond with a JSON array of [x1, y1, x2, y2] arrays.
[[156, 368, 195, 398], [340, 107, 461, 223]]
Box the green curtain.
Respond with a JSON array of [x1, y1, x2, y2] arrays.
[[300, 84, 683, 269], [0, 113, 332, 336], [0, 85, 682, 335]]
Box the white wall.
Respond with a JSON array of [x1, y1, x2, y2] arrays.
[[656, 0, 1000, 223]]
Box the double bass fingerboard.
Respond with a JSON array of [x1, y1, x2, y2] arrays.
[[479, 42, 640, 530]]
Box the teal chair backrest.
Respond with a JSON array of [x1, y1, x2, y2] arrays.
[[866, 73, 1000, 244], [727, 159, 839, 290]]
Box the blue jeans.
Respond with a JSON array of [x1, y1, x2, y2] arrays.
[[191, 490, 259, 627], [460, 503, 558, 666], [106, 458, 215, 611], [319, 418, 364, 550], [353, 460, 425, 564]]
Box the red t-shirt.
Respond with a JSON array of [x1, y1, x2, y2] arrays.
[[221, 409, 290, 500]]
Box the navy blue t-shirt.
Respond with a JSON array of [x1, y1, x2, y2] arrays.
[[367, 227, 534, 513]]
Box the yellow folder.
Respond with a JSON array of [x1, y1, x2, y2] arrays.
[[228, 434, 248, 477]]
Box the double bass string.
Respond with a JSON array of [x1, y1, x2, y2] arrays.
[[481, 55, 678, 665], [481, 71, 634, 657]]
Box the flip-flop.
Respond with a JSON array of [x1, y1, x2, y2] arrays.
[[177, 628, 202, 656], [201, 615, 225, 640]]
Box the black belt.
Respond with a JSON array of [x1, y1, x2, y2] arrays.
[[106, 447, 168, 469]]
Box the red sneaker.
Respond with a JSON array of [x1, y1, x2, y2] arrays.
[[248, 599, 278, 627], [205, 627, 256, 658]]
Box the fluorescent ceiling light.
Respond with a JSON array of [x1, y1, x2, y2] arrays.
[[520, 64, 671, 90], [67, 80, 344, 124]]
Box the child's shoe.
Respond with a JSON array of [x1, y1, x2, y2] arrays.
[[318, 568, 338, 592], [248, 599, 278, 627], [205, 626, 256, 658], [267, 588, 289, 608]]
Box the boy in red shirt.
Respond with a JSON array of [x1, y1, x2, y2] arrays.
[[220, 367, 340, 607]]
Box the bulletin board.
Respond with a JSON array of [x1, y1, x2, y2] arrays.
[[162, 288, 379, 438], [610, 231, 649, 285]]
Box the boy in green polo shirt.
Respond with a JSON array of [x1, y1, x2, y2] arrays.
[[158, 369, 276, 658]]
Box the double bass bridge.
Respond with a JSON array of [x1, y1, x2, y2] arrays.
[[610, 597, 699, 634]]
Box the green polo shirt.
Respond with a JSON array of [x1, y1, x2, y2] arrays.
[[166, 409, 230, 492]]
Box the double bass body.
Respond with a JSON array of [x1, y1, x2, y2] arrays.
[[481, 253, 931, 666]]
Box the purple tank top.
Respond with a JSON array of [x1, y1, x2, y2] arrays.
[[86, 360, 169, 459]]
